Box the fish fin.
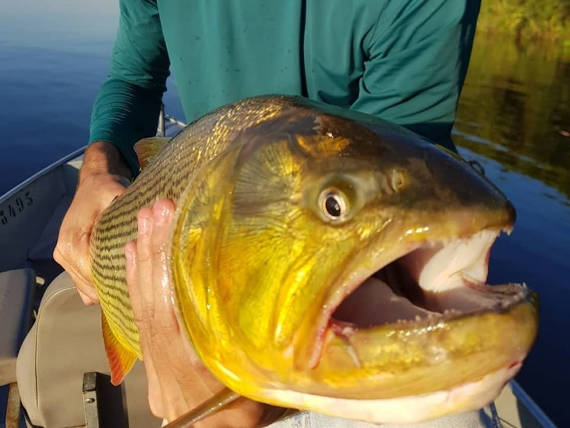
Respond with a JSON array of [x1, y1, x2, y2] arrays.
[[134, 137, 170, 170], [101, 313, 136, 385]]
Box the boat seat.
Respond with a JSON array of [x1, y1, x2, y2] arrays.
[[0, 268, 35, 386], [16, 272, 161, 427]]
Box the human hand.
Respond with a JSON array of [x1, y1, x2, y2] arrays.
[[54, 142, 131, 305], [125, 199, 279, 426]]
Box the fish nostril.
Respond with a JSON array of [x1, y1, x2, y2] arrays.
[[390, 169, 406, 193], [467, 160, 486, 176]]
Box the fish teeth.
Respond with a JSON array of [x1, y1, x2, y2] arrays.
[[345, 343, 362, 368]]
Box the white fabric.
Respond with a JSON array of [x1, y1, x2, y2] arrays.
[[269, 408, 496, 428]]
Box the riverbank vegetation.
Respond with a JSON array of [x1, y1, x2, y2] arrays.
[[477, 0, 569, 44], [456, 35, 570, 201]]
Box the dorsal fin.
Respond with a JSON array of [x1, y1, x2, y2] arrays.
[[134, 137, 170, 170]]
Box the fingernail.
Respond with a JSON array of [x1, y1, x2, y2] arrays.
[[138, 213, 150, 233], [159, 204, 170, 218], [154, 201, 171, 224]]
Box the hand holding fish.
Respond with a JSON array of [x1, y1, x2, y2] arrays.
[[55, 142, 131, 305], [124, 199, 272, 426], [91, 97, 537, 424]]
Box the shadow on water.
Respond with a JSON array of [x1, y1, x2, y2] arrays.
[[455, 34, 570, 428]]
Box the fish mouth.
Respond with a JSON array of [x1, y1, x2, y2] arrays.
[[307, 228, 531, 369], [331, 229, 526, 329]]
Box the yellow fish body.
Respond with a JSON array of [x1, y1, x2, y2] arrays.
[[90, 96, 537, 424]]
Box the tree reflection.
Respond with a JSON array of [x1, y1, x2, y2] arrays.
[[455, 34, 570, 200]]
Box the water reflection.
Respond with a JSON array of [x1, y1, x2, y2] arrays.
[[455, 35, 570, 203], [455, 34, 570, 427]]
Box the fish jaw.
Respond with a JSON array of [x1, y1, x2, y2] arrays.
[[275, 223, 538, 401], [311, 292, 537, 398], [250, 228, 538, 424], [292, 220, 517, 370], [260, 362, 523, 424], [199, 222, 538, 424]]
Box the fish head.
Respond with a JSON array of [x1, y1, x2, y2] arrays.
[[171, 99, 537, 424]]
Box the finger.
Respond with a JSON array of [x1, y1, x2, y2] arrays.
[[150, 199, 177, 324], [125, 241, 142, 315], [55, 222, 101, 305], [74, 272, 100, 304], [140, 339, 165, 418], [126, 234, 165, 417], [75, 275, 99, 305], [72, 252, 100, 304], [148, 201, 194, 398], [135, 207, 155, 320], [77, 289, 97, 306], [53, 242, 93, 288], [71, 217, 95, 276], [65, 269, 99, 305]]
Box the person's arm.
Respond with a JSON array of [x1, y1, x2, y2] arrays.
[[90, 0, 170, 176], [54, 0, 170, 304], [352, 0, 481, 150]]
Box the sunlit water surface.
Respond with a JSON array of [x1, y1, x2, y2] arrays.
[[0, 3, 568, 426], [454, 34, 570, 427]]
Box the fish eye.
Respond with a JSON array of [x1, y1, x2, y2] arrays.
[[319, 188, 349, 222]]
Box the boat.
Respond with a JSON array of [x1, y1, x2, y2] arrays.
[[0, 112, 557, 427]]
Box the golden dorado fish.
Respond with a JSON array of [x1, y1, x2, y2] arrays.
[[90, 96, 538, 424]]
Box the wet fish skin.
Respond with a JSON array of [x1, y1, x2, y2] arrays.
[[91, 96, 288, 360], [90, 96, 537, 424]]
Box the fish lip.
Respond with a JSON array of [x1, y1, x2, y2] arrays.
[[304, 227, 529, 369], [301, 243, 422, 368], [260, 360, 525, 424]]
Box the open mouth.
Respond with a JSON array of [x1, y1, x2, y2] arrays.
[[329, 229, 528, 334]]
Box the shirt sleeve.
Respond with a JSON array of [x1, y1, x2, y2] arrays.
[[89, 0, 170, 176], [351, 0, 480, 151]]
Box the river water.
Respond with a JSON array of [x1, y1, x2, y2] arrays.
[[0, 3, 568, 426], [454, 34, 570, 427]]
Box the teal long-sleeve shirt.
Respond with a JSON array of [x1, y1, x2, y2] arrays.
[[90, 0, 480, 175]]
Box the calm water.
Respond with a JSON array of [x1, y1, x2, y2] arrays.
[[1, 3, 569, 426], [454, 35, 570, 427]]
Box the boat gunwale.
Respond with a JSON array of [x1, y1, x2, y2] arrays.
[[0, 145, 87, 203]]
